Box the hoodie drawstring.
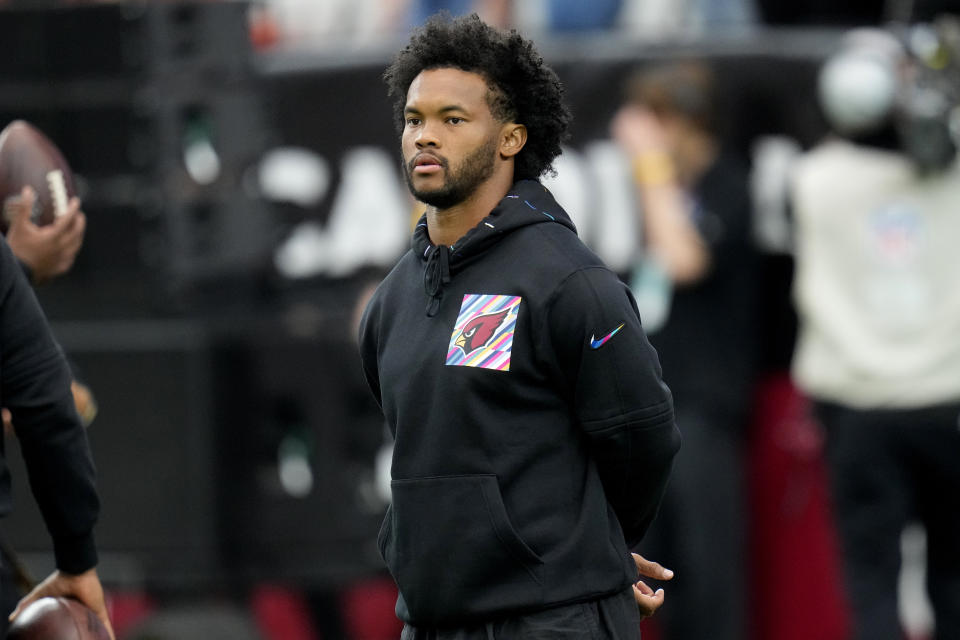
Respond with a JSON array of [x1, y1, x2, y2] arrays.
[[423, 244, 451, 317]]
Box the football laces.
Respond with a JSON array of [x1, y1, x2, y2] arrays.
[[46, 168, 68, 217]]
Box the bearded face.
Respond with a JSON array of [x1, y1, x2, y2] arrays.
[[401, 68, 507, 210], [404, 134, 499, 209]]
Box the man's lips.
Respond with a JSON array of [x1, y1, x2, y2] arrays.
[[411, 153, 444, 174]]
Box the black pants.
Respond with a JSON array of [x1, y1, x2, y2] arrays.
[[817, 400, 960, 640], [400, 587, 641, 640]]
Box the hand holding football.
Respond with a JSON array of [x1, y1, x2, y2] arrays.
[[0, 120, 76, 233], [6, 596, 110, 640]]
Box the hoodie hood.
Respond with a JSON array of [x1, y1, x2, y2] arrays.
[[414, 180, 577, 316]]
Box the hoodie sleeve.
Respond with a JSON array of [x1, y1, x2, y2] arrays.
[[357, 291, 383, 412], [0, 238, 99, 574], [546, 266, 680, 548]]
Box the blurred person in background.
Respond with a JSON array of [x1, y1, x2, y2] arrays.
[[0, 182, 106, 635], [0, 227, 111, 637], [611, 60, 759, 640], [1, 186, 97, 436], [790, 23, 960, 640]]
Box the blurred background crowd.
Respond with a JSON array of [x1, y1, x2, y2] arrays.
[[1, 0, 959, 639]]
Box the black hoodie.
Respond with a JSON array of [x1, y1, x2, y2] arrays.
[[359, 180, 679, 627], [0, 237, 99, 574]]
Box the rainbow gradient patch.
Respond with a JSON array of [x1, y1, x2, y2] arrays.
[[446, 294, 522, 371]]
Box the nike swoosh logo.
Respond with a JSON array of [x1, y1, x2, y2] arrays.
[[590, 323, 625, 349]]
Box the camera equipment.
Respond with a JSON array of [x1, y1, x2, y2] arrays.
[[818, 16, 960, 172]]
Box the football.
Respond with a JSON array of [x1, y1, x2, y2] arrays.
[[0, 120, 76, 233], [6, 596, 110, 640]]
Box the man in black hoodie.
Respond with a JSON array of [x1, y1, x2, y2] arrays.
[[0, 231, 112, 637], [359, 13, 680, 639]]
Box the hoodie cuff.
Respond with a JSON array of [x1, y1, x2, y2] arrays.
[[53, 531, 98, 575]]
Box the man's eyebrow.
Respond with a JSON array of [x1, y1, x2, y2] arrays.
[[404, 104, 468, 115]]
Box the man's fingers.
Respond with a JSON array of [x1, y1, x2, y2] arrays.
[[73, 208, 86, 234], [93, 608, 115, 640], [49, 200, 83, 232], [634, 579, 654, 596], [9, 592, 37, 622], [18, 185, 36, 210], [60, 212, 86, 250], [632, 552, 674, 581], [5, 187, 36, 228], [633, 583, 665, 619]]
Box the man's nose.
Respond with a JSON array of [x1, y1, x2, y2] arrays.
[[415, 122, 440, 148]]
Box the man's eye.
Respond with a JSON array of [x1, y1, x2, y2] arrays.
[[447, 117, 463, 124], [406, 118, 421, 126]]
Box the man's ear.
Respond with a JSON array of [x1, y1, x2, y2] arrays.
[[500, 124, 527, 158]]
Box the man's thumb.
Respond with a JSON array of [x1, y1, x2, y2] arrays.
[[4, 186, 37, 229]]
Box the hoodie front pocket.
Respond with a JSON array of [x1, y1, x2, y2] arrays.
[[385, 474, 544, 624]]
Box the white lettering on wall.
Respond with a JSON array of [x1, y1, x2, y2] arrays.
[[274, 146, 408, 278]]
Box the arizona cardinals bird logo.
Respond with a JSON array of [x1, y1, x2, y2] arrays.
[[455, 309, 510, 355]]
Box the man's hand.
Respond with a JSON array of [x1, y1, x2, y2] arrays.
[[9, 568, 114, 639], [5, 185, 86, 284], [2, 379, 97, 437], [632, 552, 673, 619]]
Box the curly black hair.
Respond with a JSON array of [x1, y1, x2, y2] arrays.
[[384, 13, 571, 181]]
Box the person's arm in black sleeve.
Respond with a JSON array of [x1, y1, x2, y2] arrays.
[[357, 292, 383, 412], [548, 266, 680, 548], [0, 238, 113, 637]]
